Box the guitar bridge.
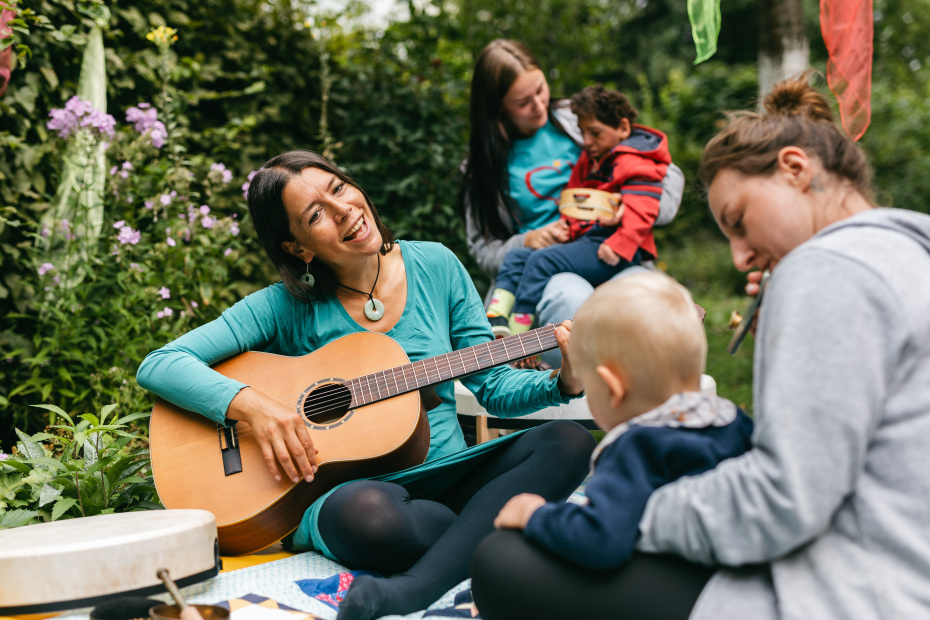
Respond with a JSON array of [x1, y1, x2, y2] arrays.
[[218, 425, 242, 476]]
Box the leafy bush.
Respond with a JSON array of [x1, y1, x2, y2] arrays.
[[0, 404, 159, 528]]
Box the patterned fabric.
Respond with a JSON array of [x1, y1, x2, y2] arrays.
[[294, 571, 379, 610], [216, 593, 322, 620], [590, 391, 738, 467]]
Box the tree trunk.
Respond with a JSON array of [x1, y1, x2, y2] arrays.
[[758, 0, 809, 101]]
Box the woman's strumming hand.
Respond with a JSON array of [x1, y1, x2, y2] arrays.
[[553, 320, 584, 395], [524, 219, 570, 249], [745, 269, 765, 297], [227, 386, 319, 484], [494, 493, 547, 530]]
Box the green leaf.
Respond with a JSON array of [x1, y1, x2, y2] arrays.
[[79, 413, 101, 427], [23, 457, 70, 472], [99, 404, 118, 425], [0, 508, 39, 529], [14, 428, 45, 459], [38, 482, 63, 507], [51, 497, 79, 521], [31, 404, 74, 427], [113, 411, 151, 426]]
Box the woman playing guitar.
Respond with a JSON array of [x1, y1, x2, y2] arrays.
[[137, 150, 595, 620]]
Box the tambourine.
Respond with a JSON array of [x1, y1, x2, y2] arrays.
[[558, 188, 621, 221]]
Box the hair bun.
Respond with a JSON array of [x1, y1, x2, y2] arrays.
[[762, 72, 834, 122]]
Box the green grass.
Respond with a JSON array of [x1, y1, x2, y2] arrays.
[[661, 233, 756, 414]]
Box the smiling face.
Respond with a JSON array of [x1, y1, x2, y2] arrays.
[[708, 167, 816, 272], [578, 116, 631, 162], [501, 68, 550, 136], [280, 166, 382, 272]]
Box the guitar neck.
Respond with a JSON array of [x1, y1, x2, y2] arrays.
[[346, 324, 559, 408]]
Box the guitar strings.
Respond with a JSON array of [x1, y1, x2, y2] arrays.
[[235, 327, 560, 411], [211, 329, 559, 440]]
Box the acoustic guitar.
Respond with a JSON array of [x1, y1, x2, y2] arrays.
[[149, 325, 560, 556]]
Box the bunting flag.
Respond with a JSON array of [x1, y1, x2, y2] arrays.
[[687, 0, 721, 64], [820, 0, 873, 140], [1, 5, 15, 98]]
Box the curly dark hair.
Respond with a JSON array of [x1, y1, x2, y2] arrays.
[[570, 84, 638, 129]]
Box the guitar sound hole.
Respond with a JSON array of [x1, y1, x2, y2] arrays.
[[302, 382, 352, 425]]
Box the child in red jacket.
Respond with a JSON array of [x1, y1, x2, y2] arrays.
[[487, 85, 672, 337]]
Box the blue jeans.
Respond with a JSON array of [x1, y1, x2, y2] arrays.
[[536, 266, 651, 368]]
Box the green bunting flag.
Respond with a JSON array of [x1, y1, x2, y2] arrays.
[[688, 0, 721, 64]]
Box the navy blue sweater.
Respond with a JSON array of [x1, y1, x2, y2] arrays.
[[524, 411, 754, 570]]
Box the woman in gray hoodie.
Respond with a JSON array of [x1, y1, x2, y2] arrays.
[[472, 74, 930, 619]]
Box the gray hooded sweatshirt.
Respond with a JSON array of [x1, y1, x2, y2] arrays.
[[636, 208, 930, 619]]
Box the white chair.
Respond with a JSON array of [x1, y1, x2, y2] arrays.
[[456, 374, 717, 443]]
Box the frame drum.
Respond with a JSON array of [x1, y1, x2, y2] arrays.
[[0, 509, 220, 615], [558, 188, 619, 221]]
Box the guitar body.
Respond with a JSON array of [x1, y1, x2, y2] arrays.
[[149, 332, 431, 556]]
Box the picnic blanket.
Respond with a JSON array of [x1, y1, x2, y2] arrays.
[[50, 480, 589, 620]]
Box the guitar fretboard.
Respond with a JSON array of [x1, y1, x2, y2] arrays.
[[346, 324, 559, 408]]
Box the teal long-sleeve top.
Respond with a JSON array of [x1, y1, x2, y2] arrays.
[[136, 240, 574, 463]]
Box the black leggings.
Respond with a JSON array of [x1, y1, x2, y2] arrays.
[[317, 421, 596, 619], [471, 530, 714, 620]]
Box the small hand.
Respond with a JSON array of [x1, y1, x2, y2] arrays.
[[597, 243, 621, 266], [494, 493, 547, 530], [597, 195, 625, 227], [553, 320, 584, 395]]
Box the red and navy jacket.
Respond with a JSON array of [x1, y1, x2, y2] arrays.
[[565, 124, 671, 261]]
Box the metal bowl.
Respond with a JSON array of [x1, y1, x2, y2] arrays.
[[150, 604, 230, 620]]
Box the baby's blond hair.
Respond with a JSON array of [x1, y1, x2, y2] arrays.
[[572, 272, 707, 402]]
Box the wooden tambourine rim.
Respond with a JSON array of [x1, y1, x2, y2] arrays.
[[558, 188, 618, 221]]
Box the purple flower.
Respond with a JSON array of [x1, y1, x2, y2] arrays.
[[156, 307, 174, 319], [38, 262, 55, 276], [110, 165, 119, 175], [122, 161, 133, 171], [113, 220, 125, 228], [158, 286, 171, 299], [199, 205, 210, 215], [144, 200, 154, 209], [116, 226, 141, 245], [201, 216, 215, 229], [48, 98, 115, 140], [224, 248, 233, 256], [210, 163, 233, 184], [40, 226, 51, 238], [126, 103, 167, 148], [159, 194, 172, 206], [230, 222, 240, 236], [166, 237, 176, 247], [130, 262, 143, 272], [191, 301, 198, 308], [242, 170, 260, 199], [0, 452, 8, 461]]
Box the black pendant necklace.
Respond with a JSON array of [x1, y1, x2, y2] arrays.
[[338, 254, 385, 321]]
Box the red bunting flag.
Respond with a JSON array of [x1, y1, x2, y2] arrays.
[[820, 0, 873, 141]]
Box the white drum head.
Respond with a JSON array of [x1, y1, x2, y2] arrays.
[[0, 510, 219, 615]]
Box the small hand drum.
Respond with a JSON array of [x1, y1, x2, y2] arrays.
[[0, 509, 220, 615], [558, 188, 621, 221]]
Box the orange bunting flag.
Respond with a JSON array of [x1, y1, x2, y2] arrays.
[[820, 0, 873, 141]]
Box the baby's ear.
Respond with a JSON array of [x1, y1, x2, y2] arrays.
[[596, 363, 627, 409]]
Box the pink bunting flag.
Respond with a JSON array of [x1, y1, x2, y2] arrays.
[[1, 6, 15, 98], [820, 0, 873, 141]]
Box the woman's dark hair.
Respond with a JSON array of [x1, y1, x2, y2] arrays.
[[570, 84, 638, 129], [246, 150, 394, 303], [458, 39, 575, 241], [699, 72, 872, 201]]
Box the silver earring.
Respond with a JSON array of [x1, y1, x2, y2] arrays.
[[301, 262, 315, 287]]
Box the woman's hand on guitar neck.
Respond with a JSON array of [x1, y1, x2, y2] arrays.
[[553, 320, 584, 396], [227, 387, 319, 483]]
